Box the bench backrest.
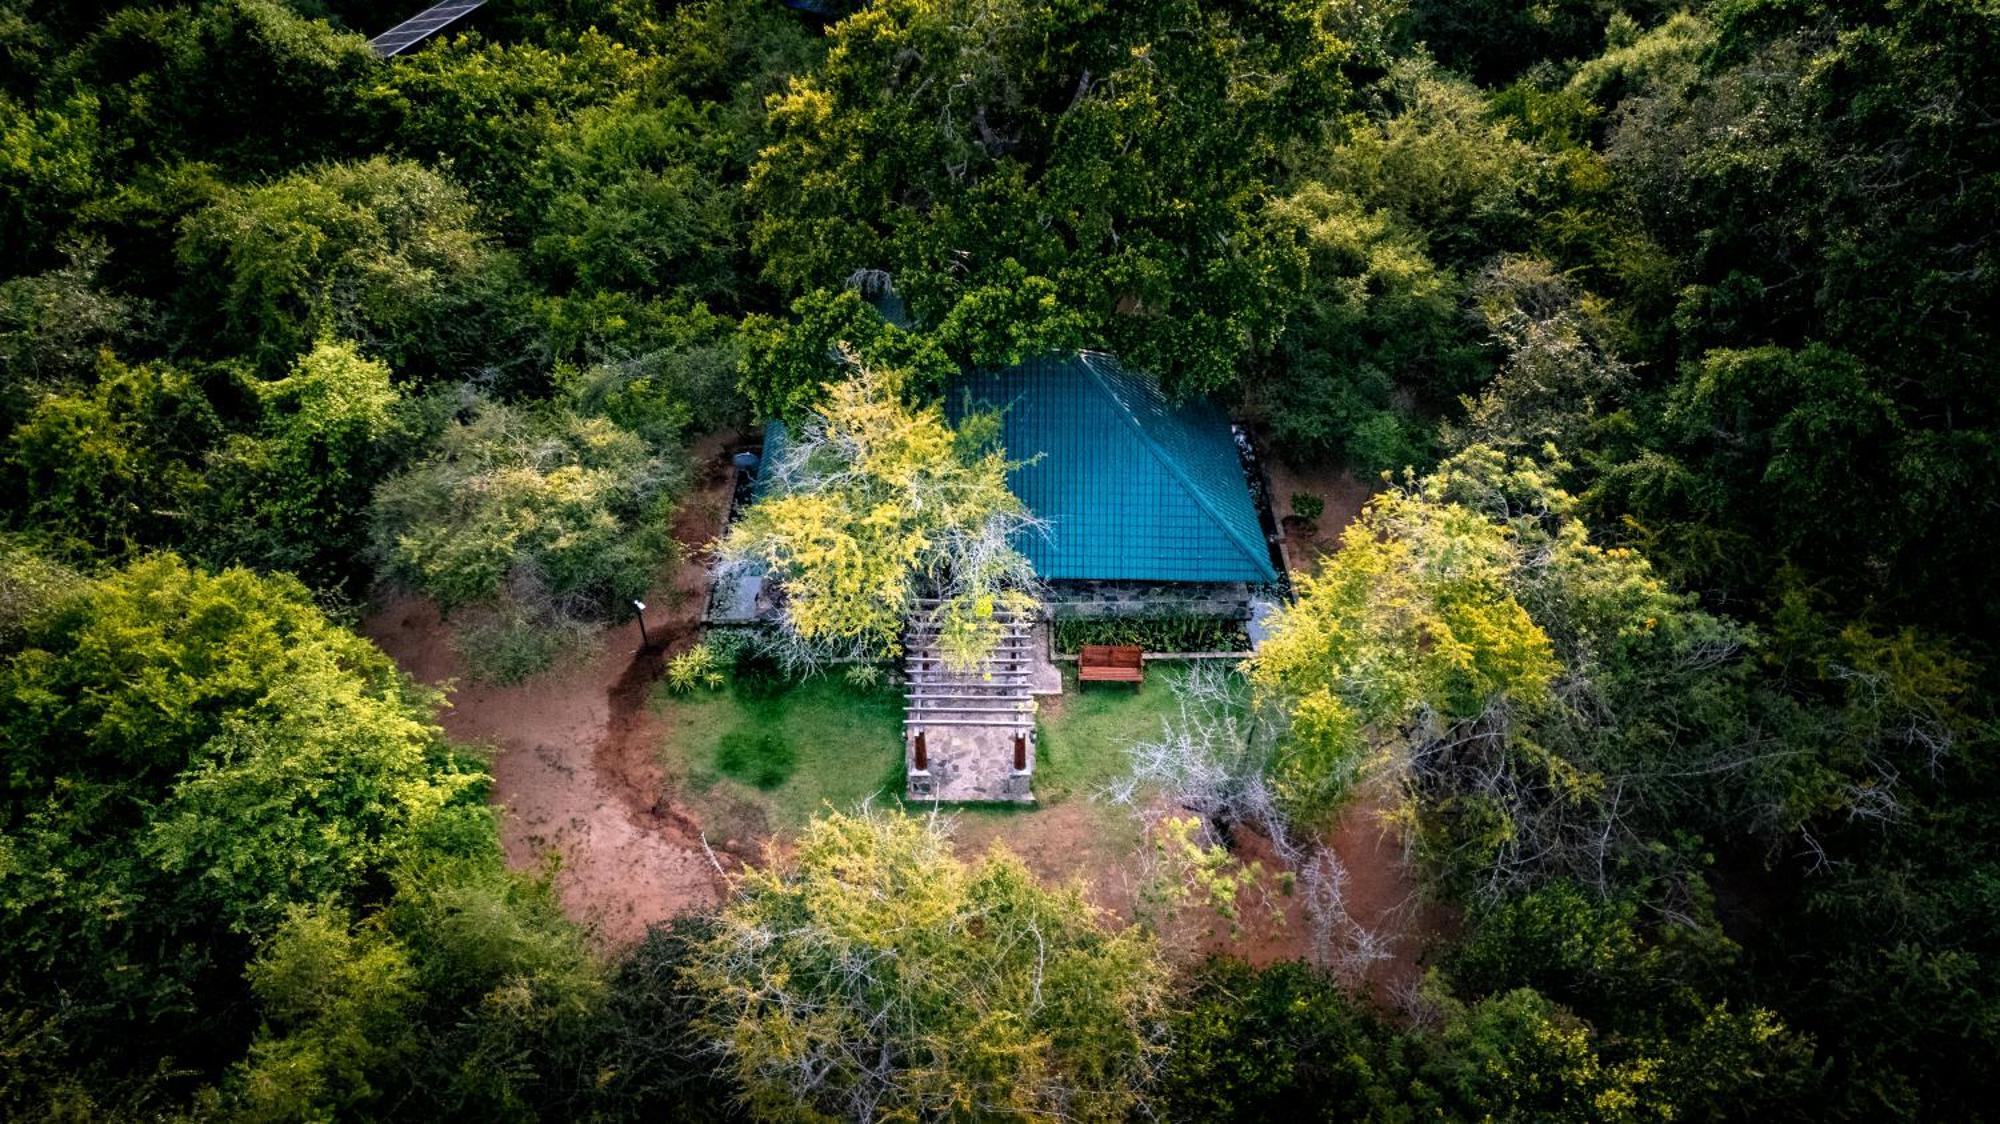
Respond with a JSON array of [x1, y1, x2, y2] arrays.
[[1079, 644, 1144, 669]]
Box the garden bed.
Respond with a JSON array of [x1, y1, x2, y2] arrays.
[[1052, 613, 1251, 655]]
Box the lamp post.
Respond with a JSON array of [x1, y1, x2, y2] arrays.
[[632, 600, 650, 650]]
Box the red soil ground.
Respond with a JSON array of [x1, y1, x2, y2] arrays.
[[949, 789, 1437, 1002], [362, 432, 747, 946], [1263, 455, 1376, 578]]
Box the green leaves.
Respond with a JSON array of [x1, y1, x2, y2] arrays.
[[746, 0, 1354, 395], [175, 157, 521, 377], [370, 397, 681, 680], [688, 810, 1166, 1121], [144, 662, 474, 936], [1250, 469, 1560, 827], [0, 553, 480, 1054], [736, 287, 950, 423]]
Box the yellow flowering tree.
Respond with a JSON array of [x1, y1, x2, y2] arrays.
[[1250, 447, 1795, 899], [684, 811, 1166, 1122], [720, 360, 1038, 669], [1250, 475, 1559, 830]]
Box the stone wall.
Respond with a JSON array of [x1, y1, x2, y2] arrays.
[[1042, 580, 1258, 620]]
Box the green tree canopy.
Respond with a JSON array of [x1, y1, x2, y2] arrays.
[[175, 156, 523, 376], [6, 352, 222, 556], [200, 338, 407, 584], [746, 0, 1354, 395], [0, 552, 485, 1075], [370, 396, 683, 680]]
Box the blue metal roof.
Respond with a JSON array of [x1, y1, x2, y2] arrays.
[[756, 419, 788, 498], [950, 353, 1277, 584], [757, 353, 1277, 585]]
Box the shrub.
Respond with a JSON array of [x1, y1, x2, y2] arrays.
[[1054, 613, 1250, 654], [684, 811, 1166, 1120], [666, 642, 726, 693], [729, 647, 789, 700], [704, 627, 760, 666], [842, 662, 884, 689], [450, 601, 596, 687], [1291, 492, 1325, 523], [1161, 960, 1411, 1121], [371, 398, 683, 681]]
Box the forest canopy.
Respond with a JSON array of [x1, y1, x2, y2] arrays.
[[2, 0, 1996, 1120]]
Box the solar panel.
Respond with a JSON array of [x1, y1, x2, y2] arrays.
[[368, 1, 486, 57]]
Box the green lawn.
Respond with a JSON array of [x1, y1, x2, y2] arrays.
[[651, 675, 905, 839], [1027, 664, 1197, 804], [651, 661, 1222, 838]]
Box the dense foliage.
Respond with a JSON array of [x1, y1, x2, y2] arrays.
[[1052, 612, 1250, 655], [371, 396, 684, 680], [685, 811, 1166, 1121], [2, 0, 1996, 1118], [720, 359, 1037, 669]]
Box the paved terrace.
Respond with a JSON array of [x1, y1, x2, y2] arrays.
[[903, 609, 1058, 803]]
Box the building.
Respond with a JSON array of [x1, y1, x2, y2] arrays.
[[948, 351, 1279, 595], [732, 350, 1281, 803]]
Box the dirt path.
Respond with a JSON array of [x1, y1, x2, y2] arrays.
[[362, 432, 746, 946], [1320, 785, 1446, 1004], [1263, 456, 1375, 578]]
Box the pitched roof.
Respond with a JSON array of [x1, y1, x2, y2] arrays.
[[948, 353, 1277, 584]]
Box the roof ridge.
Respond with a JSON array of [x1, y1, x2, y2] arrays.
[[1073, 351, 1274, 580]]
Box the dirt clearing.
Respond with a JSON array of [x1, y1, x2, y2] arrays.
[[1263, 456, 1375, 578], [363, 432, 746, 946]]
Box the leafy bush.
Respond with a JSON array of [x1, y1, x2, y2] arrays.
[[1290, 492, 1325, 523], [0, 538, 81, 646], [683, 811, 1166, 1120], [729, 646, 790, 701], [666, 642, 726, 693], [704, 627, 760, 665], [6, 352, 222, 558], [1161, 959, 1412, 1121], [1054, 613, 1250, 654], [371, 398, 683, 680], [718, 361, 1035, 671], [841, 662, 884, 689], [175, 157, 525, 376], [199, 339, 409, 586], [451, 600, 597, 686], [0, 553, 487, 1087]]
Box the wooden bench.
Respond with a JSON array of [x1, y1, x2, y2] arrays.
[[1078, 644, 1144, 688]]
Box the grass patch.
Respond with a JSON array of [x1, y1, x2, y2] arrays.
[[715, 730, 796, 789], [1028, 663, 1201, 804], [654, 659, 1234, 849], [654, 675, 903, 836]]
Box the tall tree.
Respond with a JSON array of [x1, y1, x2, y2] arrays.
[[0, 552, 486, 1085], [719, 358, 1037, 669], [747, 0, 1353, 395], [684, 811, 1167, 1122]]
